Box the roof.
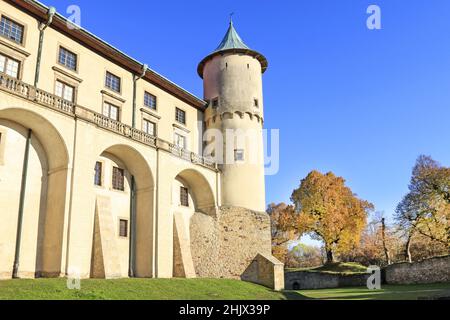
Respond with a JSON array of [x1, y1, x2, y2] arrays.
[[197, 20, 268, 78], [214, 20, 250, 52], [8, 0, 207, 110]]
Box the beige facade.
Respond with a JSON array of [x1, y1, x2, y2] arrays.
[[0, 0, 283, 289]]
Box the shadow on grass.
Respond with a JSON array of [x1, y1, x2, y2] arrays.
[[281, 291, 313, 300]]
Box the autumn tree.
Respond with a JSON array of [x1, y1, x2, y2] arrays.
[[340, 212, 398, 266], [267, 203, 299, 263], [395, 155, 450, 262], [291, 171, 374, 264]]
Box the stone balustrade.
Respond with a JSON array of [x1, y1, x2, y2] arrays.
[[0, 72, 216, 171]]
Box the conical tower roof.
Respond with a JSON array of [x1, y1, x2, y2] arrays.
[[214, 20, 250, 52], [198, 20, 268, 78]]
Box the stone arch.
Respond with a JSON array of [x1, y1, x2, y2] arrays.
[[0, 108, 70, 278], [91, 144, 154, 279], [171, 168, 216, 278], [173, 168, 215, 212]]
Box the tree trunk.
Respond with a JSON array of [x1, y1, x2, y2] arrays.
[[326, 250, 334, 264], [405, 235, 412, 263], [381, 218, 392, 265]]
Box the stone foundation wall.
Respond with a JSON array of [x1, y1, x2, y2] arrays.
[[190, 206, 276, 282], [285, 271, 370, 290], [384, 255, 450, 285]]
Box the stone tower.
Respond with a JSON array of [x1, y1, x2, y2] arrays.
[[198, 20, 268, 212]]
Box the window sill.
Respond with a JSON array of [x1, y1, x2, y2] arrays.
[[101, 89, 126, 103], [140, 107, 161, 120], [0, 37, 29, 56], [53, 66, 82, 83], [173, 123, 190, 133]]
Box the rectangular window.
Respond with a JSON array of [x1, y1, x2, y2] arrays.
[[180, 187, 189, 207], [254, 99, 259, 108], [94, 161, 102, 186], [174, 133, 186, 150], [143, 119, 156, 136], [58, 47, 77, 71], [234, 149, 245, 162], [144, 92, 157, 110], [103, 102, 120, 121], [119, 219, 128, 237], [112, 167, 125, 191], [0, 53, 20, 78], [0, 16, 24, 44], [105, 71, 121, 92], [175, 107, 186, 125], [55, 80, 75, 102], [212, 98, 219, 109]]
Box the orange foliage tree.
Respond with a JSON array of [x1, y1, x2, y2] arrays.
[[291, 171, 374, 264]]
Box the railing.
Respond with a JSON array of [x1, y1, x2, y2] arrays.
[[0, 72, 217, 170], [0, 73, 31, 99]]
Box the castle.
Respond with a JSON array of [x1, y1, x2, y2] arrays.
[[0, 0, 283, 290]]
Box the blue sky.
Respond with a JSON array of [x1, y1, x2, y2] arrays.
[[48, 0, 450, 227]]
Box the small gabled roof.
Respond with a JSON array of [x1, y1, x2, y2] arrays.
[[198, 20, 268, 78]]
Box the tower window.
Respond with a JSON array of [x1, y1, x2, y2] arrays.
[[105, 71, 121, 93], [94, 161, 102, 186], [119, 219, 128, 238], [212, 98, 219, 109], [254, 99, 259, 108], [175, 107, 186, 125], [180, 187, 189, 207], [235, 149, 245, 162], [0, 16, 24, 44], [112, 167, 125, 191]]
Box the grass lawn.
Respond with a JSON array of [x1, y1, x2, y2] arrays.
[[292, 283, 450, 300], [286, 262, 368, 275], [0, 278, 448, 300], [0, 278, 285, 300]]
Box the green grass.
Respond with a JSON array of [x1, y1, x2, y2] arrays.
[[0, 279, 448, 300], [291, 283, 450, 300], [0, 278, 285, 300], [286, 262, 368, 275]]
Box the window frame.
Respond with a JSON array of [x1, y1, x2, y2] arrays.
[[0, 52, 21, 79], [144, 91, 157, 110], [112, 166, 125, 191], [143, 119, 156, 136], [174, 132, 187, 150], [234, 149, 245, 162], [119, 219, 129, 238], [0, 15, 25, 45], [180, 186, 189, 207], [175, 107, 186, 125], [105, 71, 121, 93], [94, 161, 103, 187], [103, 101, 120, 121], [58, 46, 78, 72], [0, 129, 6, 166], [212, 97, 219, 109], [54, 79, 75, 102]]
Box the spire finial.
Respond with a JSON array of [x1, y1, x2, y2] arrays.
[[229, 12, 234, 25]]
